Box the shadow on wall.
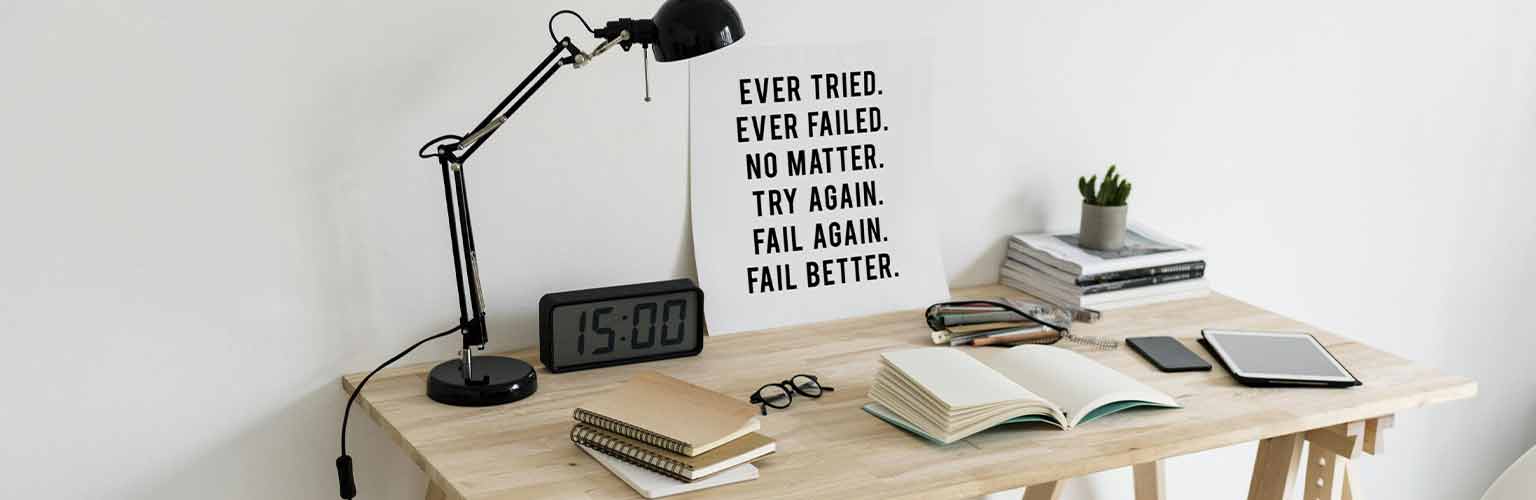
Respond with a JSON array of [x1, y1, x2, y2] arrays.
[[958, 188, 1053, 287], [1523, 399, 1536, 459], [123, 380, 422, 500]]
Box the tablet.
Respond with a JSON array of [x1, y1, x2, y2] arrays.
[[1200, 330, 1361, 387]]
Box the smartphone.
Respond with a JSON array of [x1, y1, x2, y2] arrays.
[[1127, 336, 1212, 372]]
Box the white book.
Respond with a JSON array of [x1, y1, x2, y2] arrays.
[[579, 444, 758, 499], [1003, 277, 1211, 310], [1000, 264, 1209, 309], [1005, 248, 1092, 284], [865, 346, 1180, 444], [1009, 224, 1204, 276]]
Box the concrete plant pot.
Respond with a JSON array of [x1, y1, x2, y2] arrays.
[[1078, 203, 1127, 250]]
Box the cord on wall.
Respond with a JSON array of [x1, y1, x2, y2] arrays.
[[336, 325, 462, 499]]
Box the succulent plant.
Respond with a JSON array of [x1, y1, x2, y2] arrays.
[[1078, 164, 1132, 206]]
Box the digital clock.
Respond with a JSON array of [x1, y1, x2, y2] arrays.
[[538, 279, 705, 373]]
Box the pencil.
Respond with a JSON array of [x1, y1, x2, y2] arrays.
[[972, 330, 1059, 346], [945, 326, 1048, 346], [946, 321, 1040, 335]]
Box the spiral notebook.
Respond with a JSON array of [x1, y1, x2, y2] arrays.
[[573, 371, 760, 457], [577, 444, 758, 499], [571, 424, 775, 482]]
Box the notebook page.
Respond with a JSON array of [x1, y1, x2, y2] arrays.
[[881, 348, 1036, 410], [976, 345, 1177, 427]]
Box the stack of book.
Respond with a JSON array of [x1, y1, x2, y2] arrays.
[[1002, 225, 1208, 310], [570, 371, 776, 499]]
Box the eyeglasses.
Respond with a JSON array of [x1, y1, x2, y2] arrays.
[[749, 374, 834, 416]]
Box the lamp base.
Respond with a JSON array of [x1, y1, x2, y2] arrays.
[[426, 356, 538, 407]]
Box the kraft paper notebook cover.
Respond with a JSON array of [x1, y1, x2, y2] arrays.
[[571, 424, 775, 482], [574, 371, 760, 457], [865, 345, 1180, 444], [577, 444, 759, 499]]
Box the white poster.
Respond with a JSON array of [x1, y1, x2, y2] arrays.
[[689, 41, 949, 335]]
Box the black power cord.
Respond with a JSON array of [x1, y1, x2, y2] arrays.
[[339, 9, 598, 499], [547, 9, 595, 43], [336, 325, 461, 499]]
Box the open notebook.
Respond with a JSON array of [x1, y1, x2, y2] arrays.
[[865, 345, 1180, 444]]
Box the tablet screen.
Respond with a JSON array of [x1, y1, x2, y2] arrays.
[[1204, 330, 1353, 381]]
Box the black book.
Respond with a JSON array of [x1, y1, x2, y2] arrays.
[[1075, 261, 1206, 286], [1080, 269, 1206, 295]]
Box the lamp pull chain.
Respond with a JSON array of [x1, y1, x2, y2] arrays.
[[643, 44, 652, 102]]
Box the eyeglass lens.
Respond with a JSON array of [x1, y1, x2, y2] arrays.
[[791, 375, 823, 397], [757, 384, 791, 408]]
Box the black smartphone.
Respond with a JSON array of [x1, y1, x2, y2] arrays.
[[1127, 336, 1212, 372]]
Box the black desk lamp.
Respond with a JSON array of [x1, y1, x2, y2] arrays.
[[335, 1, 743, 497], [418, 0, 744, 407]]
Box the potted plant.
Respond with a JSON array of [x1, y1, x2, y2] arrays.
[[1077, 164, 1132, 250]]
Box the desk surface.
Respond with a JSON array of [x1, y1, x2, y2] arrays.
[[342, 286, 1476, 500]]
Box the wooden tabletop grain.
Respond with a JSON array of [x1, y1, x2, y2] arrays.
[[342, 285, 1476, 500]]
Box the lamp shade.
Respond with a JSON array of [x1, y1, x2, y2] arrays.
[[651, 0, 745, 62]]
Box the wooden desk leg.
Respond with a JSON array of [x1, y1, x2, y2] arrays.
[[1302, 422, 1365, 500], [1248, 433, 1305, 500], [1246, 417, 1390, 500], [1303, 438, 1349, 499], [1342, 463, 1357, 500], [425, 480, 447, 500], [1134, 461, 1166, 500], [1363, 415, 1394, 456], [1021, 480, 1063, 500]]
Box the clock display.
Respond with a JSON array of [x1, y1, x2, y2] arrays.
[[539, 279, 706, 373], [549, 291, 700, 365]]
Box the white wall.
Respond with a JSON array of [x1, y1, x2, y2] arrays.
[[1, 1, 1531, 499]]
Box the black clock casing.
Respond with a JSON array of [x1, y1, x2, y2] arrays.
[[538, 279, 705, 373]]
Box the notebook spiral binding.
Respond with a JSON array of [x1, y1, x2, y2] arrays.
[[1062, 332, 1119, 350], [573, 409, 690, 455], [571, 425, 692, 481]]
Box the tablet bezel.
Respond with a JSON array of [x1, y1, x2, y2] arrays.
[[1201, 329, 1357, 383]]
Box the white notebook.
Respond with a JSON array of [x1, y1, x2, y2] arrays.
[[866, 345, 1180, 444], [579, 444, 758, 499]]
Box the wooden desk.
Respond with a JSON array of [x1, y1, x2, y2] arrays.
[[342, 286, 1475, 500]]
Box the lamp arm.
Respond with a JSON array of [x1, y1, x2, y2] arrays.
[[447, 38, 582, 162], [410, 13, 636, 362]]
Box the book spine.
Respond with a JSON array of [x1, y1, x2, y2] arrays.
[[570, 426, 694, 482], [573, 408, 692, 456], [1000, 277, 1079, 309], [1076, 261, 1206, 286], [1079, 269, 1206, 295]]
